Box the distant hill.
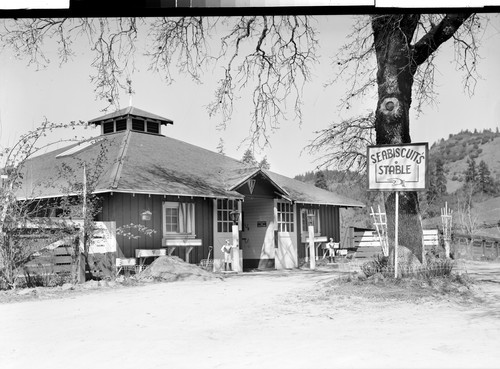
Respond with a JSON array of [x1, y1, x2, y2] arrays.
[[422, 196, 500, 239], [294, 129, 500, 240], [429, 128, 500, 193]]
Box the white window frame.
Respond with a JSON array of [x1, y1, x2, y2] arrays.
[[300, 208, 321, 236], [162, 201, 196, 238], [276, 200, 294, 233], [215, 199, 241, 233]]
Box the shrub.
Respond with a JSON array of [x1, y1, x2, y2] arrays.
[[361, 254, 389, 277]]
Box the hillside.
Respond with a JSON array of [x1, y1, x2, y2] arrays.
[[295, 129, 500, 240], [429, 129, 500, 193], [422, 196, 500, 239]]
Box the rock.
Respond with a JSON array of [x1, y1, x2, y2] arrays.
[[115, 275, 125, 283], [17, 288, 35, 296], [357, 273, 367, 281], [82, 280, 99, 289], [457, 286, 469, 294], [61, 283, 74, 291]]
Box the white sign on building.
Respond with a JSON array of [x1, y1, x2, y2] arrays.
[[367, 143, 428, 191]]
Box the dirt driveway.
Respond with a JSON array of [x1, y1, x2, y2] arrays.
[[1, 264, 500, 369]]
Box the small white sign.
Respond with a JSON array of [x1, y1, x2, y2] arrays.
[[367, 143, 428, 191]]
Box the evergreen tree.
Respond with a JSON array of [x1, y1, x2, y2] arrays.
[[477, 160, 494, 194], [435, 158, 447, 195], [259, 156, 271, 170], [426, 165, 437, 203], [314, 171, 328, 190], [216, 138, 225, 156], [241, 149, 257, 166], [464, 157, 478, 184]]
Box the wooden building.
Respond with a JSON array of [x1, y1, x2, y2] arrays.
[[17, 107, 364, 270]]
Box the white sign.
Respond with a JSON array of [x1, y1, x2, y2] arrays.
[[89, 222, 117, 254], [367, 143, 428, 191]]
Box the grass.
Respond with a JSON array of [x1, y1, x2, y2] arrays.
[[323, 272, 479, 305]]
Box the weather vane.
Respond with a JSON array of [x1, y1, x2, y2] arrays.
[[126, 78, 134, 107]]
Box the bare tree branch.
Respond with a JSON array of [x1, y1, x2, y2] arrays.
[[306, 113, 375, 173], [207, 15, 319, 148]]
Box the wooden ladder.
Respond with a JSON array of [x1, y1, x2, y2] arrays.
[[370, 205, 389, 257]]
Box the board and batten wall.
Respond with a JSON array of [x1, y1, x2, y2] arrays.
[[295, 204, 341, 260], [97, 192, 213, 264]]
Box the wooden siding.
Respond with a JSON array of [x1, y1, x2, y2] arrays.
[[97, 193, 213, 264], [295, 204, 340, 260]]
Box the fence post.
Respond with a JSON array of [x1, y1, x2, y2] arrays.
[[482, 239, 486, 259]]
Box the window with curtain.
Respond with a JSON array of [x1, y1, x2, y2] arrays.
[[300, 208, 321, 234], [163, 202, 195, 237]]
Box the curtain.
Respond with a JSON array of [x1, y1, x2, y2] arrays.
[[178, 202, 195, 234]]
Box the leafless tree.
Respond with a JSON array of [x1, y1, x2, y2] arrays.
[[0, 120, 85, 288], [308, 14, 484, 262]]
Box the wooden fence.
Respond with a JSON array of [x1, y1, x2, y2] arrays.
[[345, 227, 499, 261], [21, 220, 117, 278], [24, 244, 74, 276], [346, 228, 441, 260], [451, 236, 500, 261]]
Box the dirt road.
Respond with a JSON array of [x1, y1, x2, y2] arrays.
[[1, 266, 499, 369]]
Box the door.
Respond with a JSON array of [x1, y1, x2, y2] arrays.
[[213, 199, 241, 271], [240, 197, 275, 269], [275, 200, 298, 269]]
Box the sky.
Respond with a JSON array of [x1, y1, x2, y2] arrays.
[[1, 13, 500, 178]]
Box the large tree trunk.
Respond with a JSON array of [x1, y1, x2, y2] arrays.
[[372, 15, 425, 263]]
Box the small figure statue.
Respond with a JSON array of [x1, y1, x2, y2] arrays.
[[325, 238, 339, 263], [221, 239, 233, 271]]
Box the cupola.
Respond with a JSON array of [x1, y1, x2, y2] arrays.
[[88, 106, 173, 136]]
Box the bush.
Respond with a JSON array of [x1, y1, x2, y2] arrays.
[[20, 267, 72, 288], [361, 254, 389, 277]]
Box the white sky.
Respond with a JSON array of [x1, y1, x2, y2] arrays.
[[1, 14, 499, 178]]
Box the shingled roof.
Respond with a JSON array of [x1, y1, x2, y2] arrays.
[[17, 130, 364, 208], [88, 106, 173, 126]]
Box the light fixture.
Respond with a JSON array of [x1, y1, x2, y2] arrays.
[[307, 210, 315, 227], [141, 210, 152, 221], [229, 210, 240, 224]]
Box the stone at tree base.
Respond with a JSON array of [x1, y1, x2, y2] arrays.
[[396, 245, 422, 276]]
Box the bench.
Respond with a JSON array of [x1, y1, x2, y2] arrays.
[[135, 249, 167, 272], [163, 239, 202, 263], [116, 258, 137, 276]]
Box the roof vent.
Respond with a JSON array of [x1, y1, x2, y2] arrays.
[[88, 106, 173, 137]]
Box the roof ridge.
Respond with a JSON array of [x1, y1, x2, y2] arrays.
[[109, 130, 131, 189]]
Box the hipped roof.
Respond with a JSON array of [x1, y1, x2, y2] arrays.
[[17, 130, 364, 208], [88, 106, 173, 125]]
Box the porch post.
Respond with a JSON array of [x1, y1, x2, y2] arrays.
[[307, 212, 316, 270], [232, 224, 241, 272]]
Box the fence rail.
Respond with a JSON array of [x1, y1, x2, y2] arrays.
[[451, 236, 500, 261]]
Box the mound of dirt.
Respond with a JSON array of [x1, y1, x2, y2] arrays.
[[137, 256, 222, 282]]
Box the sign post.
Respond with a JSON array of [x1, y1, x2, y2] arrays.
[[367, 143, 428, 278], [394, 191, 399, 278]]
